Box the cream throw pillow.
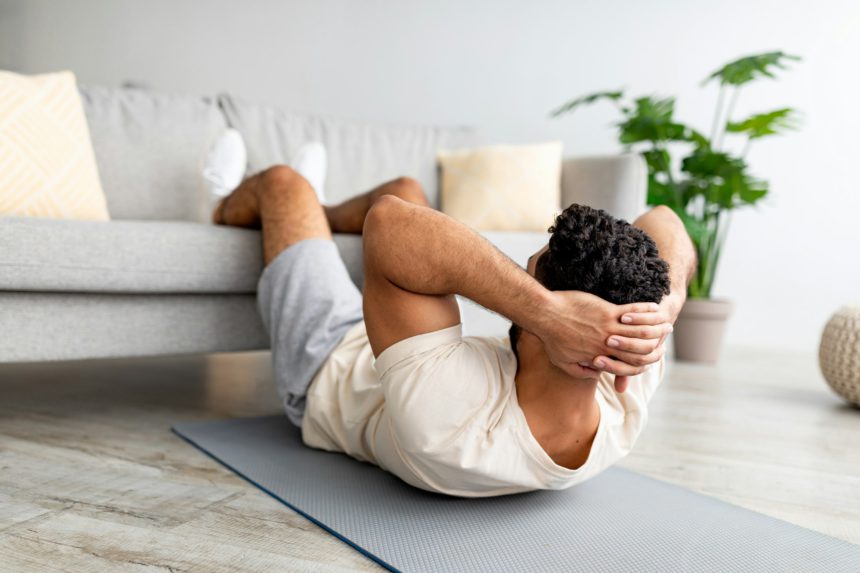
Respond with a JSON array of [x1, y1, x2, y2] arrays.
[[0, 70, 109, 220], [438, 141, 562, 231]]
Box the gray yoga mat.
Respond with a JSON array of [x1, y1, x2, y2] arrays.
[[173, 415, 860, 573]]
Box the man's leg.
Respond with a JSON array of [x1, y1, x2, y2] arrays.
[[214, 165, 331, 264], [215, 165, 357, 426], [213, 168, 431, 425], [215, 171, 429, 252], [323, 177, 429, 234]]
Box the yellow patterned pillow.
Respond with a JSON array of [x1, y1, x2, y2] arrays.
[[438, 141, 562, 231], [0, 70, 109, 220]]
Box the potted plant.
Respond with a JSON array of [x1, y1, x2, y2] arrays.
[[551, 51, 800, 363]]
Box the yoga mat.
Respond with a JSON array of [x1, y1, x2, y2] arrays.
[[173, 415, 860, 572]]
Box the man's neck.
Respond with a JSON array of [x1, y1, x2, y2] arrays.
[[514, 332, 601, 470]]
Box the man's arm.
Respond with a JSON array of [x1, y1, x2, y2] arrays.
[[596, 206, 697, 389], [632, 205, 696, 322], [361, 196, 671, 377]]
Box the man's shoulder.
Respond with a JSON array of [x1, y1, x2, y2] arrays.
[[463, 334, 514, 353], [460, 335, 518, 372]]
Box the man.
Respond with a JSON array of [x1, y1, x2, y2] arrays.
[[213, 165, 695, 497]]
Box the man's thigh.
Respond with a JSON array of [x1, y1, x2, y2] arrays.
[[258, 239, 363, 425], [254, 165, 332, 264]]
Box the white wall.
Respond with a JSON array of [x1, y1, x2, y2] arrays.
[[3, 0, 859, 352]]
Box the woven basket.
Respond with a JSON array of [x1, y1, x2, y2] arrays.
[[819, 304, 860, 407]]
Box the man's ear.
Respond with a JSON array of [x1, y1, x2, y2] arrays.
[[508, 323, 521, 358], [533, 249, 552, 286]]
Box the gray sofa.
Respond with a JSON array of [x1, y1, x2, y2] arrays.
[[0, 87, 647, 362]]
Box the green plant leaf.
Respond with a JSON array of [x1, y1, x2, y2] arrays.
[[642, 148, 671, 174], [677, 211, 708, 247], [703, 51, 800, 86], [727, 108, 799, 139], [549, 90, 624, 118], [616, 97, 710, 146], [680, 149, 772, 209], [685, 128, 711, 148], [681, 149, 745, 179], [738, 177, 769, 204], [646, 173, 676, 207], [717, 175, 741, 208], [679, 179, 705, 204]]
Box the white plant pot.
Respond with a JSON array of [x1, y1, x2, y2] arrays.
[[673, 298, 733, 364]]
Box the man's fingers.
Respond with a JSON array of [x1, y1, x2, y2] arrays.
[[614, 375, 629, 393], [618, 302, 660, 315], [616, 322, 673, 340], [593, 355, 649, 377], [606, 335, 660, 355], [620, 311, 670, 326], [603, 345, 666, 368], [560, 361, 601, 379]]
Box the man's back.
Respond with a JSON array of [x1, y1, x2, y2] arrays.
[[301, 320, 664, 497]]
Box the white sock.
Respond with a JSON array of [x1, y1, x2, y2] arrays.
[[291, 141, 327, 204], [202, 128, 247, 198]]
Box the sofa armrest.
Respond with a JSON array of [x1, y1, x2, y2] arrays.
[[561, 152, 648, 223]]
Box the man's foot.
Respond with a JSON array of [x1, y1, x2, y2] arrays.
[[203, 128, 247, 199], [291, 142, 327, 204]]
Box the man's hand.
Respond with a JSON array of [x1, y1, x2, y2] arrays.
[[532, 291, 673, 379], [603, 206, 697, 393], [602, 292, 684, 392]]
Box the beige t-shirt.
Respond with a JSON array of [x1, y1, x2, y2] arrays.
[[302, 321, 664, 497]]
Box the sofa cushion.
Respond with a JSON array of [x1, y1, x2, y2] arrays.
[[438, 142, 562, 231], [80, 86, 227, 222], [561, 154, 647, 223], [0, 216, 366, 295], [0, 71, 110, 221], [0, 216, 261, 294], [218, 94, 476, 207]]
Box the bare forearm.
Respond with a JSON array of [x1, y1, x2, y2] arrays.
[[363, 197, 553, 332], [634, 206, 696, 319]]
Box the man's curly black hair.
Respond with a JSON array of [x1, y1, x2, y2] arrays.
[[510, 204, 670, 353]]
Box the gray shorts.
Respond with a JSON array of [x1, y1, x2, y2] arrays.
[[256, 239, 364, 426]]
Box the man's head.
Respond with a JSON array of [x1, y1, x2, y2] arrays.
[[511, 204, 671, 354]]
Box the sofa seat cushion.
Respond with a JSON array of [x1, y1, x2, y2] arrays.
[[0, 216, 262, 294], [0, 212, 539, 307], [0, 216, 367, 295]]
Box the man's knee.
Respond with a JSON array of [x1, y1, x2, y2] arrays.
[[382, 176, 428, 206], [259, 165, 314, 198], [364, 194, 402, 238]]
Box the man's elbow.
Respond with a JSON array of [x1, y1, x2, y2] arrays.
[[640, 206, 687, 240], [647, 205, 680, 226]]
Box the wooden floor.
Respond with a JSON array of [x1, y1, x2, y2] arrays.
[[0, 347, 858, 571]]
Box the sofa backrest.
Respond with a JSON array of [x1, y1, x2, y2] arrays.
[[80, 86, 226, 222], [218, 94, 476, 208], [80, 87, 476, 220]]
